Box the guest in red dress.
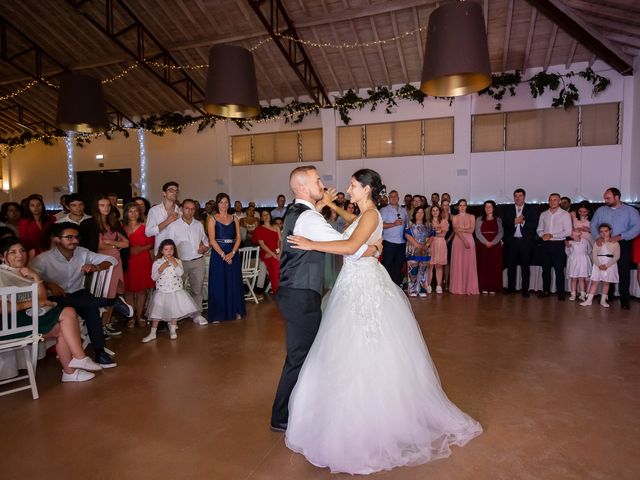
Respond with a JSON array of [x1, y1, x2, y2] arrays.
[[122, 203, 155, 327], [18, 194, 55, 258], [252, 210, 282, 294], [475, 200, 504, 294]]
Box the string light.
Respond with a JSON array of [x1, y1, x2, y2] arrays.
[[137, 128, 148, 197], [0, 80, 39, 101], [274, 26, 427, 49], [65, 132, 75, 193], [101, 62, 140, 84]]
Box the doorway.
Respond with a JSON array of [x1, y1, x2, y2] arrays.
[[76, 169, 132, 208]]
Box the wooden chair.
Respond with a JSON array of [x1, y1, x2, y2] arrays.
[[0, 284, 41, 400]]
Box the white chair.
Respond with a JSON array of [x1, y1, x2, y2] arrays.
[[0, 284, 41, 400], [239, 247, 260, 304], [80, 266, 115, 356]]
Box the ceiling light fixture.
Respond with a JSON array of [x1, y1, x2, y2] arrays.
[[420, 1, 492, 97], [56, 74, 109, 133], [205, 44, 260, 119]]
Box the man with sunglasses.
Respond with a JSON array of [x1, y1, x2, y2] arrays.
[[30, 222, 133, 368]]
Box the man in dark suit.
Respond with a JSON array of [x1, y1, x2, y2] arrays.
[[502, 188, 539, 297]]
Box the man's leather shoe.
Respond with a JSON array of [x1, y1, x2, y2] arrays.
[[270, 423, 287, 432], [621, 303, 630, 310]]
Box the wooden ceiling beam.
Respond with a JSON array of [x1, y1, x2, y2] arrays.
[[502, 0, 515, 72], [525, 0, 633, 74], [390, 12, 409, 84], [309, 27, 343, 94], [369, 17, 392, 87], [565, 39, 578, 69], [522, 8, 537, 71], [543, 24, 559, 71]]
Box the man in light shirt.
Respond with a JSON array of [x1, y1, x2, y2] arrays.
[[271, 194, 288, 219], [379, 190, 407, 287], [145, 181, 181, 254], [166, 198, 209, 325], [590, 187, 640, 309], [536, 193, 572, 299], [31, 222, 133, 368], [56, 193, 99, 252]]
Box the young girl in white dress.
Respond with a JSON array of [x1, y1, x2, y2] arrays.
[[142, 239, 199, 342], [580, 223, 620, 308], [565, 230, 592, 301], [286, 169, 482, 475]]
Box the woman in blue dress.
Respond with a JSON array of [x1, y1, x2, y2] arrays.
[[206, 193, 246, 322]]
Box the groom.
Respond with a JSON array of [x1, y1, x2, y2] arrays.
[[270, 166, 375, 432]]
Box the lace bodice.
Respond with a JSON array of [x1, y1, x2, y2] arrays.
[[342, 210, 382, 261]]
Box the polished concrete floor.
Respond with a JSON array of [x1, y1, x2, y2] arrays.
[[1, 293, 639, 480]]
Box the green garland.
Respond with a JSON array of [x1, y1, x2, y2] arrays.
[[478, 67, 611, 110], [0, 69, 610, 150]]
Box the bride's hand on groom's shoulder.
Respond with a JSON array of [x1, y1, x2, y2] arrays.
[[287, 235, 313, 250]]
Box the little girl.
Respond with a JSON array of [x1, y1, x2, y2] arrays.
[[580, 224, 620, 308], [142, 239, 199, 342], [565, 230, 592, 301]]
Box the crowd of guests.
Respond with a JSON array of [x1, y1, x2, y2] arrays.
[[1, 182, 639, 386], [380, 187, 640, 311]]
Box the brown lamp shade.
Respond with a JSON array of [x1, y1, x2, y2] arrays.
[[56, 73, 109, 133], [205, 44, 260, 119], [421, 1, 492, 97]]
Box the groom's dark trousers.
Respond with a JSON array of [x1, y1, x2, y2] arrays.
[[271, 287, 322, 427]]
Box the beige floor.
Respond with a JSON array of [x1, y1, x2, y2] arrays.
[[1, 293, 639, 480]]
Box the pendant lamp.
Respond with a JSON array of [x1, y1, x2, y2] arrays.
[[56, 73, 109, 133], [205, 44, 260, 119], [420, 1, 492, 97]]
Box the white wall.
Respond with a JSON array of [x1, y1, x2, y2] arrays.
[[2, 61, 636, 207]]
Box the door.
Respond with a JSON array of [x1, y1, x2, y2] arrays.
[[76, 169, 132, 209]]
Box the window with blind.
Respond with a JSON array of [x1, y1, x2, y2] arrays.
[[425, 117, 454, 154], [472, 113, 504, 152], [337, 125, 363, 160], [230, 128, 322, 165], [338, 117, 453, 159], [581, 103, 620, 146], [505, 108, 578, 150]]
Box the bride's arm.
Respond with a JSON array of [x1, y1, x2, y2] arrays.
[[323, 189, 357, 224], [288, 210, 379, 255]]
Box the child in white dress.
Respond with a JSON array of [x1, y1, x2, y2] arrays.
[[142, 239, 199, 342], [565, 230, 592, 301], [580, 224, 620, 308]]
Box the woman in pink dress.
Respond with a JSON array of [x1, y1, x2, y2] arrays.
[[450, 199, 479, 295], [122, 203, 155, 327], [427, 205, 448, 294], [94, 196, 129, 329]]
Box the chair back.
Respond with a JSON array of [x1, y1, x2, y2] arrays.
[[239, 247, 260, 275], [0, 284, 39, 343], [88, 265, 114, 298]]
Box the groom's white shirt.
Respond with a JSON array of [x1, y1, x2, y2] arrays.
[[293, 199, 367, 260]]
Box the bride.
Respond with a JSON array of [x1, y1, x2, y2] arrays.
[[285, 169, 482, 475]]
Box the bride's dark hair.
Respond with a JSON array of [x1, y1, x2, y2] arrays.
[[353, 169, 385, 202]]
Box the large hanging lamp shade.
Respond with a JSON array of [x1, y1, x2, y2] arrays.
[[56, 73, 109, 133], [421, 1, 492, 97], [205, 44, 260, 119]]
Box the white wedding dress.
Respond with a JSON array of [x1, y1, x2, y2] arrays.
[[285, 212, 482, 475]]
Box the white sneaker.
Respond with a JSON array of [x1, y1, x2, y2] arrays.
[[142, 332, 157, 343], [568, 293, 576, 301], [61, 369, 96, 382], [169, 331, 178, 340], [409, 292, 418, 297], [192, 314, 208, 325], [418, 292, 427, 297], [68, 356, 102, 372], [436, 286, 443, 294], [600, 299, 610, 308], [426, 286, 432, 294]]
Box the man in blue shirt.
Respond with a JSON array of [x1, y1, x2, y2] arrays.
[[590, 188, 640, 309], [380, 190, 407, 287]]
